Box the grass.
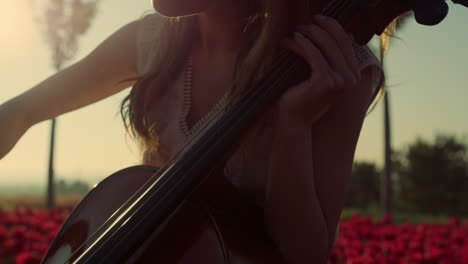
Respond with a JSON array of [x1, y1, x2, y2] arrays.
[[341, 206, 467, 224]]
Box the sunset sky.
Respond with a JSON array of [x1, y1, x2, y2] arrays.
[[1, 0, 467, 187]]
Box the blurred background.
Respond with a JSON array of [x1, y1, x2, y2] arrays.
[[0, 0, 467, 220]]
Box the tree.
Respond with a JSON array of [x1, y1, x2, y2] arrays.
[[396, 134, 468, 216], [32, 0, 101, 209], [346, 161, 381, 209], [55, 178, 91, 195]]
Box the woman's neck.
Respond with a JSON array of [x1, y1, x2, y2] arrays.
[[196, 2, 256, 56]]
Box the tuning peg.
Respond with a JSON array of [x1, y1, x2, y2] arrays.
[[407, 0, 448, 25], [453, 0, 468, 7]]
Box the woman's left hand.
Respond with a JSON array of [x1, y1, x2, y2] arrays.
[[277, 15, 361, 125]]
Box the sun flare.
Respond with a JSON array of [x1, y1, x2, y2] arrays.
[[0, 2, 35, 50]]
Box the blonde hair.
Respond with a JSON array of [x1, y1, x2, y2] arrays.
[[120, 0, 318, 159], [120, 0, 390, 161]]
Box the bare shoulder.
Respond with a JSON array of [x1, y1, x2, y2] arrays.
[[78, 18, 142, 83], [80, 13, 168, 83]]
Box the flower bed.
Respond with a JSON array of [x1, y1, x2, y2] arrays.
[[0, 206, 71, 264], [330, 213, 468, 264], [0, 207, 467, 263]]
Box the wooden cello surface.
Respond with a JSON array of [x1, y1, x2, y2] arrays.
[[41, 165, 285, 264]]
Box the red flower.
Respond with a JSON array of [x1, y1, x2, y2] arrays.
[[2, 207, 467, 264], [427, 245, 444, 261], [10, 226, 27, 240], [31, 242, 49, 257], [3, 238, 21, 255], [15, 252, 41, 264], [0, 226, 6, 242]]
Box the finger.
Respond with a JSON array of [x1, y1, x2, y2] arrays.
[[296, 23, 356, 85], [312, 15, 361, 80], [293, 32, 347, 95], [282, 32, 331, 79], [280, 38, 302, 56], [292, 32, 332, 78]]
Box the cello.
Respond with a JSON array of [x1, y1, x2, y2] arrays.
[[41, 0, 468, 262]]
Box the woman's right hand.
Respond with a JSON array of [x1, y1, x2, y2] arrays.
[[0, 102, 30, 160]]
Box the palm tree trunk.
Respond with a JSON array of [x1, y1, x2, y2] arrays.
[[46, 118, 56, 210], [378, 12, 412, 217], [39, 0, 101, 211], [382, 91, 393, 216]]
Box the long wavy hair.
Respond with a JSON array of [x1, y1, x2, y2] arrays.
[[120, 0, 390, 162], [120, 0, 324, 160]]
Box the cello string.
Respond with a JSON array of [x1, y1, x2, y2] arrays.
[[130, 0, 353, 218], [65, 48, 294, 261], [81, 51, 302, 263], [66, 0, 353, 258], [65, 0, 346, 257], [69, 50, 296, 263]]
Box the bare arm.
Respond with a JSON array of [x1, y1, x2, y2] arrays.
[[0, 19, 142, 159], [13, 19, 141, 125], [265, 67, 375, 263], [265, 120, 329, 263], [310, 67, 375, 255]]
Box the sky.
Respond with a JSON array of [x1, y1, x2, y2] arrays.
[[0, 0, 467, 188]]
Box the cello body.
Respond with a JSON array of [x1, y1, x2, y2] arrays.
[[41, 166, 285, 264]]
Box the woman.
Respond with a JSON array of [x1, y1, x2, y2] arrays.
[[0, 0, 383, 262]]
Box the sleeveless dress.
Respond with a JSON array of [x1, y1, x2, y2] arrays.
[[135, 13, 384, 246]]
